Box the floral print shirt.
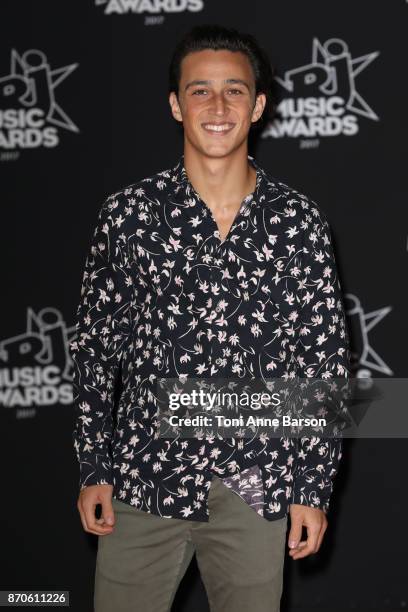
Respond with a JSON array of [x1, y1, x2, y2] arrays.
[[70, 153, 351, 522]]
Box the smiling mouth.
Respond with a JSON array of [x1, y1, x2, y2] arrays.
[[201, 122, 236, 134]]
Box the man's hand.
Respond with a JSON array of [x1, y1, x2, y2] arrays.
[[288, 503, 328, 560], [77, 484, 115, 536]]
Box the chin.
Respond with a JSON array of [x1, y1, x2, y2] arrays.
[[200, 140, 237, 156]]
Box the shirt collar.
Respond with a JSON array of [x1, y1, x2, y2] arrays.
[[171, 153, 269, 203]]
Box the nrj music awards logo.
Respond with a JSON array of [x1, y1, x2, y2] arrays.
[[262, 38, 380, 141], [95, 0, 204, 15], [0, 308, 77, 418], [344, 293, 393, 377], [0, 49, 79, 153]]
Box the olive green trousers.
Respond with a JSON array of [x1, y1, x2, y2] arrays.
[[94, 475, 288, 612]]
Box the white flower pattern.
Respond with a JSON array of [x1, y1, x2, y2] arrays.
[[70, 154, 351, 521]]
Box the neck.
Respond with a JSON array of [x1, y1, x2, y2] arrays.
[[183, 144, 257, 209]]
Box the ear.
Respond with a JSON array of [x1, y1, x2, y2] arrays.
[[251, 92, 267, 124], [169, 91, 183, 123]]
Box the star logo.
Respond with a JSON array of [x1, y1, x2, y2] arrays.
[[263, 38, 380, 140], [345, 293, 392, 376], [0, 48, 79, 133], [275, 38, 379, 121]]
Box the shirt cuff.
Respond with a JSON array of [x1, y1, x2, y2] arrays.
[[77, 453, 114, 490], [290, 475, 334, 513]]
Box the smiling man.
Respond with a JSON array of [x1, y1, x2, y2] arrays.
[[71, 24, 351, 612]]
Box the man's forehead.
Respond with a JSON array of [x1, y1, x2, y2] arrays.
[[180, 52, 254, 86]]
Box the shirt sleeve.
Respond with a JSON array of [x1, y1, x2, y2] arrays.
[[290, 205, 351, 513], [69, 194, 136, 490]]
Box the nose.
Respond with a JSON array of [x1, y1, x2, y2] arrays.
[[210, 92, 228, 116]]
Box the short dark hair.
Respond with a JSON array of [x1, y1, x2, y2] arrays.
[[168, 24, 277, 129]]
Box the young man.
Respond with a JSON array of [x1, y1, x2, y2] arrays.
[[70, 24, 351, 612]]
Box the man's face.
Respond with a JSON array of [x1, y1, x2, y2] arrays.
[[169, 49, 266, 158]]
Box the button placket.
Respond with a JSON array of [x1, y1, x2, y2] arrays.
[[209, 263, 213, 368]]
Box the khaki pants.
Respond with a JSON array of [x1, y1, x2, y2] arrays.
[[94, 475, 288, 612]]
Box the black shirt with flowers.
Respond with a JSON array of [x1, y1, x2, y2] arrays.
[[70, 154, 351, 522]]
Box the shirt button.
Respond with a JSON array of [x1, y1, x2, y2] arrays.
[[215, 306, 221, 312]]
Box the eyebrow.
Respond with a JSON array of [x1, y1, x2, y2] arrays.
[[184, 78, 251, 92]]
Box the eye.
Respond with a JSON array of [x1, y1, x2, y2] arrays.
[[192, 89, 207, 95], [228, 89, 243, 95]]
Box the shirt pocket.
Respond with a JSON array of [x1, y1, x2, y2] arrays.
[[139, 252, 197, 300], [221, 259, 295, 349], [221, 259, 291, 307]]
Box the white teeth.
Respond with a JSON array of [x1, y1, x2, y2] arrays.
[[203, 124, 233, 132]]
